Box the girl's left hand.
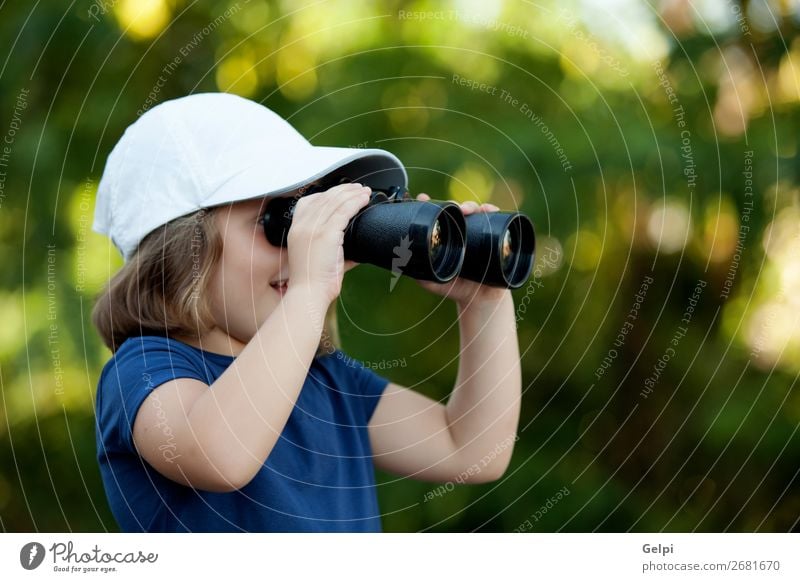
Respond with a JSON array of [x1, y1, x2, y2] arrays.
[[413, 193, 511, 306]]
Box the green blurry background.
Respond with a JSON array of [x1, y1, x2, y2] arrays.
[[1, 0, 799, 532]]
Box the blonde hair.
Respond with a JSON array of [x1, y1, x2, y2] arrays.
[[91, 206, 339, 358]]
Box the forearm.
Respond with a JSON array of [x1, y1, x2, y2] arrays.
[[186, 285, 328, 487], [446, 291, 521, 477]]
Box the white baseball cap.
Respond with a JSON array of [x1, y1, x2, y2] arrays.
[[92, 92, 408, 262]]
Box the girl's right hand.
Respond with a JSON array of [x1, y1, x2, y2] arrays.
[[286, 182, 371, 306]]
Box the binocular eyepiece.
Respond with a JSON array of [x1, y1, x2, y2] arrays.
[[261, 181, 535, 289]]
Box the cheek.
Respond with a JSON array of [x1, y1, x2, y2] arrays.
[[239, 223, 281, 272], [207, 248, 249, 312], [206, 266, 228, 319], [254, 237, 287, 278], [216, 238, 283, 302]]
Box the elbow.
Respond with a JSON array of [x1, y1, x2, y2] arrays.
[[449, 433, 517, 484], [457, 456, 510, 484], [199, 480, 241, 494], [182, 441, 261, 493], [471, 449, 514, 484], [207, 471, 251, 493], [207, 461, 261, 493], [177, 462, 250, 494], [468, 437, 517, 483], [197, 467, 257, 493], [216, 443, 280, 491], [474, 462, 509, 484]]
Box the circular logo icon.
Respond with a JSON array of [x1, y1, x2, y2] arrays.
[[20, 542, 45, 570]]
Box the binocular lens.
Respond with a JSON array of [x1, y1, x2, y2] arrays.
[[423, 206, 466, 282], [430, 219, 443, 266], [501, 229, 513, 270], [501, 218, 529, 281], [356, 199, 465, 283], [459, 212, 535, 289]]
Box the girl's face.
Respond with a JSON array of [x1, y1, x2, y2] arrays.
[[205, 194, 292, 351]]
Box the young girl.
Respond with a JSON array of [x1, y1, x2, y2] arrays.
[[91, 92, 521, 532]]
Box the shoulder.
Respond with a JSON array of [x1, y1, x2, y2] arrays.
[[96, 335, 210, 419], [96, 335, 207, 453], [98, 335, 204, 385], [115, 334, 193, 355]]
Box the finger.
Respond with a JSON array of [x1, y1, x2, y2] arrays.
[[416, 193, 431, 201], [330, 186, 371, 221], [459, 201, 481, 215], [303, 181, 363, 201], [295, 182, 360, 217], [318, 185, 371, 223], [416, 277, 456, 296], [335, 246, 345, 278], [333, 182, 367, 194], [325, 192, 371, 236], [294, 186, 367, 243], [306, 182, 365, 208], [480, 203, 500, 212]]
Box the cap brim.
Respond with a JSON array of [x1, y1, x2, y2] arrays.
[[202, 146, 408, 209]]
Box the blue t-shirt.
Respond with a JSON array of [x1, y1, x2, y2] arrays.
[[95, 335, 391, 532]]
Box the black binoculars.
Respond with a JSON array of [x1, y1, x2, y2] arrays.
[[261, 180, 535, 289]]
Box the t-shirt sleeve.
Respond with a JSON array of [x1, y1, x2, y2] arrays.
[[333, 350, 391, 424], [96, 338, 209, 454]]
